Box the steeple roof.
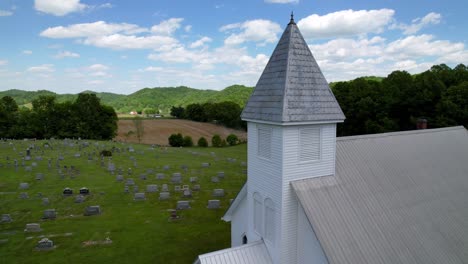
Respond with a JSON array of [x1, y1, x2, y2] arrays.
[[241, 15, 345, 124]]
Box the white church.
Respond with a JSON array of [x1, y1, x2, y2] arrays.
[[196, 15, 468, 264]]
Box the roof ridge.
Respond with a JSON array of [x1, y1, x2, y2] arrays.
[[337, 126, 466, 142], [281, 22, 294, 122]]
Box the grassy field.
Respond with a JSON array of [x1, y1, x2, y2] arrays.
[[0, 139, 247, 263]]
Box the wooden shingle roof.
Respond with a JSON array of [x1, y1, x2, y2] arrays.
[[241, 16, 345, 124]]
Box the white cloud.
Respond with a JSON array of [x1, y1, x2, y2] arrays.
[[54, 51, 80, 59], [27, 64, 55, 73], [0, 60, 8, 66], [83, 34, 179, 50], [391, 12, 441, 35], [264, 0, 298, 3], [90, 71, 111, 77], [151, 18, 184, 35], [34, 0, 87, 16], [221, 19, 282, 46], [40, 21, 147, 38], [184, 25, 192, 32], [88, 80, 104, 85], [22, 50, 33, 55], [0, 10, 13, 16], [297, 9, 395, 39], [87, 64, 109, 71], [385, 34, 464, 59], [190, 37, 212, 48]]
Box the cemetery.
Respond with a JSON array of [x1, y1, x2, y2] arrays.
[[0, 139, 246, 263]]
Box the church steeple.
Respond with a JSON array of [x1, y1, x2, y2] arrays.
[[241, 15, 345, 124]]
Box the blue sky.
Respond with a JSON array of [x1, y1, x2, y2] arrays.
[[0, 0, 467, 94]]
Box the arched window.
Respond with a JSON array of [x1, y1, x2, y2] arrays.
[[242, 234, 248, 245], [264, 198, 276, 243], [253, 192, 263, 235]]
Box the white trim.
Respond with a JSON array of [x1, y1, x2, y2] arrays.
[[242, 118, 344, 126], [222, 183, 247, 222]]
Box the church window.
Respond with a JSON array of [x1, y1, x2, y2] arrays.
[[264, 198, 276, 243], [242, 234, 248, 245], [253, 192, 263, 235], [257, 126, 272, 159], [299, 127, 321, 161]]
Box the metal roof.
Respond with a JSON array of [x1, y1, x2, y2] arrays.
[[196, 240, 273, 264], [222, 183, 247, 222], [292, 126, 468, 264], [241, 16, 345, 124]]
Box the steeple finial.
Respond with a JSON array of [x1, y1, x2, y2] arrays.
[[288, 11, 296, 25]]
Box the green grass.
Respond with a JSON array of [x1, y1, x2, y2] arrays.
[[0, 140, 247, 263]]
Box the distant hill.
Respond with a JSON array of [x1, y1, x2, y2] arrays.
[[0, 85, 254, 114]]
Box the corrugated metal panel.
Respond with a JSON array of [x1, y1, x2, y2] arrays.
[[197, 240, 273, 264], [292, 126, 468, 264], [241, 18, 345, 123]]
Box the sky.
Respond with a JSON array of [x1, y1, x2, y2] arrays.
[[0, 0, 467, 95]]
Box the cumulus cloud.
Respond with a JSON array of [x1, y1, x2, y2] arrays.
[[297, 9, 395, 39], [190, 37, 212, 48], [27, 64, 55, 73], [22, 50, 33, 55], [264, 0, 298, 3], [34, 0, 87, 16], [0, 10, 13, 16], [40, 21, 147, 38], [391, 12, 441, 35], [54, 51, 80, 59], [87, 64, 109, 71], [83, 34, 179, 50], [151, 18, 184, 35], [385, 34, 464, 59], [221, 19, 282, 46]]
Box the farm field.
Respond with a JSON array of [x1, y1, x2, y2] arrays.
[[115, 119, 247, 146], [0, 139, 247, 263]]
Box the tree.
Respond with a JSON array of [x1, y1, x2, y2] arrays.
[[211, 134, 222, 147], [185, 103, 207, 122], [197, 137, 208, 147], [170, 106, 185, 118], [133, 116, 144, 143], [183, 135, 193, 147], [226, 134, 239, 146], [168, 133, 184, 147]]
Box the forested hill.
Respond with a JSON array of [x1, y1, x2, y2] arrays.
[[0, 85, 253, 113]]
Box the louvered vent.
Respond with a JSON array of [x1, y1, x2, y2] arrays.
[[257, 126, 272, 159], [299, 127, 321, 161]]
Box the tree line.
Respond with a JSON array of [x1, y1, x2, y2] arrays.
[[170, 101, 245, 129], [0, 93, 117, 139], [333, 64, 467, 136]]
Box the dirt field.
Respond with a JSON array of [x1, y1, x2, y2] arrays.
[[115, 119, 247, 146]]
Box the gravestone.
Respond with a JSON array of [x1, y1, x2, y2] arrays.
[[84, 205, 101, 216], [63, 188, 73, 196], [182, 185, 189, 190], [217, 171, 225, 178], [211, 176, 219, 183], [212, 189, 225, 197], [159, 192, 170, 200], [146, 169, 154, 174], [171, 173, 182, 184], [146, 185, 158, 193], [125, 178, 135, 186], [1, 214, 12, 223], [133, 185, 139, 193], [183, 189, 192, 198], [19, 182, 29, 189], [124, 185, 129, 193], [25, 223, 41, 232], [79, 187, 89, 195], [161, 184, 169, 192], [174, 186, 181, 192], [201, 162, 210, 168], [140, 174, 147, 180], [25, 166, 32, 172], [156, 173, 165, 180], [192, 184, 201, 191], [134, 192, 146, 200], [116, 175, 124, 182], [20, 192, 29, 199], [163, 165, 170, 171], [168, 209, 179, 221], [180, 165, 188, 171], [42, 198, 49, 206], [75, 195, 85, 203], [36, 238, 54, 250], [207, 200, 221, 209], [43, 209, 56, 219], [36, 173, 44, 180], [190, 177, 197, 183], [74, 153, 81, 158], [176, 201, 190, 210]]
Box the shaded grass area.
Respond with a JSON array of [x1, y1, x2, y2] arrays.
[[0, 140, 247, 263]]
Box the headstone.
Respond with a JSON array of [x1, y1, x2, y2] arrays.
[[125, 178, 135, 186], [63, 188, 73, 196], [75, 195, 85, 203], [212, 189, 225, 197], [146, 185, 158, 193], [190, 177, 197, 183], [19, 182, 29, 189], [171, 173, 182, 184], [116, 175, 124, 182], [36, 238, 54, 250], [163, 165, 170, 171], [1, 214, 12, 223], [133, 185, 139, 193], [25, 223, 41, 232], [159, 192, 170, 200], [124, 185, 129, 193], [36, 173, 44, 180], [183, 189, 192, 198], [176, 201, 190, 210], [140, 173, 147, 180], [201, 162, 210, 168], [174, 186, 181, 192], [182, 185, 190, 190], [207, 200, 221, 209], [161, 184, 169, 192], [211, 176, 219, 183], [192, 184, 201, 191], [74, 153, 81, 158], [156, 173, 165, 180], [84, 205, 101, 216], [169, 209, 179, 220], [134, 192, 146, 200], [42, 198, 49, 206], [79, 187, 90, 195], [146, 169, 154, 174], [217, 171, 225, 178], [43, 209, 56, 219], [25, 166, 32, 172], [20, 192, 29, 199]]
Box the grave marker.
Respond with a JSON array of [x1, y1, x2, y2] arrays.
[[212, 189, 225, 197], [134, 192, 146, 200], [146, 185, 158, 193], [84, 205, 101, 216], [1, 214, 12, 223], [176, 201, 190, 210], [159, 192, 170, 200], [207, 200, 221, 209], [36, 238, 54, 250], [19, 182, 29, 189], [25, 223, 41, 232], [43, 209, 56, 219]]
